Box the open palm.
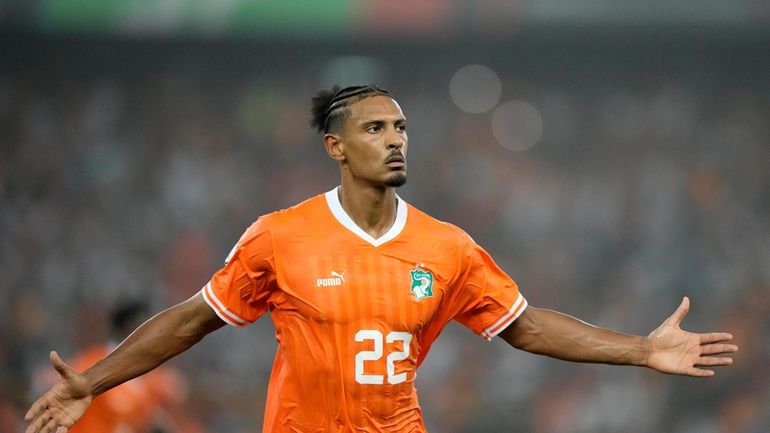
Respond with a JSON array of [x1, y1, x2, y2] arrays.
[[25, 351, 93, 433], [646, 297, 738, 377]]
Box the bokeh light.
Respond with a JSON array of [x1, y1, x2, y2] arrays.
[[491, 100, 543, 151], [449, 64, 502, 114]]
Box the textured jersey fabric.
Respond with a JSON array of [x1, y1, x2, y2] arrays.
[[201, 188, 527, 432]]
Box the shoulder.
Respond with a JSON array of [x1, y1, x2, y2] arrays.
[[242, 193, 327, 241], [405, 203, 475, 249]]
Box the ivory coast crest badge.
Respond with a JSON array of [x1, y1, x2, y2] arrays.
[[409, 264, 434, 301]]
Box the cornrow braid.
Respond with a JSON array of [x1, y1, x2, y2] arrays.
[[310, 84, 392, 133]]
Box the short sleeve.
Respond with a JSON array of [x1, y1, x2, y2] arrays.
[[200, 217, 277, 327], [451, 236, 527, 341]]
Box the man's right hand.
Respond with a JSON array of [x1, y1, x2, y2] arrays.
[[25, 351, 93, 433]]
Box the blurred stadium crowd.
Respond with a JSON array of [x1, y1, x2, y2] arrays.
[[1, 34, 769, 433]]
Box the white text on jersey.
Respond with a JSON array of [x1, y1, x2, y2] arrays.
[[317, 271, 345, 288]]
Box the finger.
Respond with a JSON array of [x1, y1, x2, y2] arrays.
[[24, 395, 51, 426], [56, 427, 68, 433], [50, 351, 75, 379], [665, 296, 690, 326], [26, 410, 51, 433], [700, 343, 739, 355], [699, 332, 734, 344], [683, 366, 715, 377], [25, 395, 49, 421], [695, 356, 733, 367], [41, 417, 57, 433]]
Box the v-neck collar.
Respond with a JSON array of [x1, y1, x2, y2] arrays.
[[324, 187, 408, 247]]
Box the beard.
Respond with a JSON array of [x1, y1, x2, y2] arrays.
[[384, 172, 407, 187]]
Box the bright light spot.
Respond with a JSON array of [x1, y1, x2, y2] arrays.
[[492, 100, 543, 151], [449, 64, 502, 114]]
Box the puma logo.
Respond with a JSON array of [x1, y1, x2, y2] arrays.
[[317, 270, 346, 287]]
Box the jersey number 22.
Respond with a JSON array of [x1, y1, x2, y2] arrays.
[[355, 330, 412, 385]]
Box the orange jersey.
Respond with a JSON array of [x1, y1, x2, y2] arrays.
[[201, 188, 527, 432], [69, 346, 186, 433]]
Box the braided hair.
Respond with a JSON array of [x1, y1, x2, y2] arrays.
[[310, 84, 392, 134]]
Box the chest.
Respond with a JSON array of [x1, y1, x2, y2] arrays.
[[271, 248, 452, 334]]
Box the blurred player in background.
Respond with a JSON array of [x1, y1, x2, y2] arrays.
[[66, 301, 204, 433], [25, 85, 738, 433]]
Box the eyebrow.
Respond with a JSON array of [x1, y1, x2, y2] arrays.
[[358, 118, 407, 127]]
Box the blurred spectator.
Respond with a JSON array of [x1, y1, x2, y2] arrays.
[[66, 301, 205, 433]]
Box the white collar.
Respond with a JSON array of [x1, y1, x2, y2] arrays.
[[324, 187, 408, 247]]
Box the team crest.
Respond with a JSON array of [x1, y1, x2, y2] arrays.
[[409, 266, 434, 301]]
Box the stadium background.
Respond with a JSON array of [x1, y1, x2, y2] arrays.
[[2, 1, 769, 432]]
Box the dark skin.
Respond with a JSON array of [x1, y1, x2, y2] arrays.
[[323, 95, 409, 238], [25, 95, 738, 433], [25, 295, 223, 433], [501, 299, 736, 376]]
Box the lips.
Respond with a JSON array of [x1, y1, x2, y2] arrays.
[[385, 155, 406, 169]]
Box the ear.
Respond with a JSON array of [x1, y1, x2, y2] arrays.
[[324, 133, 345, 162]]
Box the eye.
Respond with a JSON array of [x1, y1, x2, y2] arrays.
[[366, 125, 381, 133], [396, 124, 407, 132]]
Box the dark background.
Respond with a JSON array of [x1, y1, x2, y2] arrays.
[[2, 1, 769, 432]]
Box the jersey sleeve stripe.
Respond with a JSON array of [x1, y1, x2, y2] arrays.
[[200, 282, 249, 327], [481, 294, 528, 341]]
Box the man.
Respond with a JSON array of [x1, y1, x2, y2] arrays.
[[25, 85, 738, 433], [65, 302, 204, 433]]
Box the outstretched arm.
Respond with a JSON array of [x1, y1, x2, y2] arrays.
[[499, 297, 738, 377], [25, 293, 225, 433]]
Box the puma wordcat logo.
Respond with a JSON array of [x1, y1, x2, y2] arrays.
[[317, 270, 346, 287]]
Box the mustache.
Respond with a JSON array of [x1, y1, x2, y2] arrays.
[[385, 152, 405, 163]]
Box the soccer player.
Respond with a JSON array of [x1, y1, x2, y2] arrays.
[[25, 85, 738, 433], [64, 302, 204, 433]]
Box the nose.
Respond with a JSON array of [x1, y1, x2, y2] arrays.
[[386, 128, 405, 151], [387, 141, 403, 150]]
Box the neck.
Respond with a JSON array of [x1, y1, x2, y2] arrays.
[[337, 179, 398, 239]]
